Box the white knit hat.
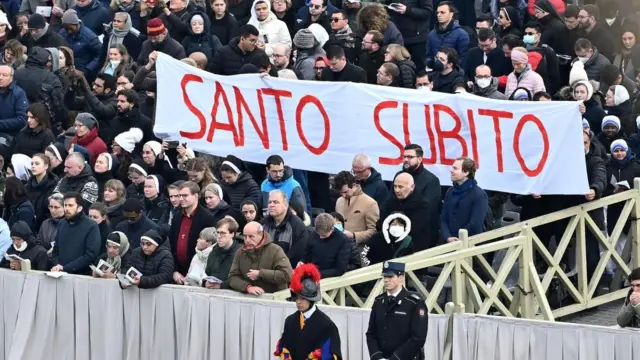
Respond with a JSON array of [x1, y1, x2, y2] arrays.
[[114, 128, 143, 153], [569, 61, 588, 87], [0, 11, 11, 30], [601, 115, 621, 132]]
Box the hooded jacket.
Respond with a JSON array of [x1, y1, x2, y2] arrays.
[[227, 233, 293, 293], [261, 166, 306, 211], [73, 0, 113, 36], [209, 36, 267, 75], [52, 211, 101, 274], [128, 229, 174, 288], [2, 221, 49, 271], [605, 94, 634, 138], [71, 126, 107, 166], [425, 20, 470, 68], [59, 24, 103, 77], [473, 77, 508, 99], [26, 171, 59, 230], [247, 0, 291, 56], [0, 81, 28, 137], [181, 11, 223, 65], [261, 209, 309, 266], [292, 46, 325, 80], [53, 164, 99, 209]]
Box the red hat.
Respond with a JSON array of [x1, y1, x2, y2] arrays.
[[147, 18, 165, 37]]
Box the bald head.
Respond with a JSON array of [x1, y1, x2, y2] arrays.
[[243, 221, 264, 248], [475, 65, 491, 78], [189, 52, 208, 70], [272, 44, 291, 69], [394, 173, 415, 200]]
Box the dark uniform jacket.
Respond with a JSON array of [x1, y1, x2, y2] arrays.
[[366, 288, 428, 360], [275, 306, 342, 360]]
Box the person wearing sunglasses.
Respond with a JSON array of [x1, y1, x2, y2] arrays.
[[294, 0, 331, 35], [324, 10, 357, 63]]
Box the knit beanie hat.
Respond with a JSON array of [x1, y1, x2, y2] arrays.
[[10, 221, 31, 240], [190, 14, 204, 25], [28, 13, 46, 29], [61, 9, 80, 25], [75, 112, 98, 130], [114, 127, 143, 154], [147, 17, 165, 37], [0, 11, 12, 30], [569, 61, 588, 86], [46, 142, 69, 163], [293, 29, 316, 50], [611, 139, 629, 153], [129, 157, 149, 177], [72, 144, 91, 163], [512, 88, 531, 101], [107, 231, 129, 247], [144, 140, 162, 156], [601, 115, 621, 132]]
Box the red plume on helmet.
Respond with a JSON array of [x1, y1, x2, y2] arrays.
[[290, 263, 321, 294]]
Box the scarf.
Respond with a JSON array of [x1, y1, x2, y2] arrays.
[[106, 239, 130, 272], [117, 0, 136, 12], [109, 13, 140, 48], [106, 198, 125, 215], [32, 23, 49, 41], [515, 64, 531, 82], [450, 178, 477, 206], [195, 245, 214, 262], [333, 26, 352, 41], [242, 234, 266, 251]]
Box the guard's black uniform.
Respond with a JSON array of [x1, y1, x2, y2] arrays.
[[366, 288, 429, 360]]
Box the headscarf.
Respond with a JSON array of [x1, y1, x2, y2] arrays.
[[110, 12, 140, 44], [611, 85, 630, 106], [105, 231, 130, 272]]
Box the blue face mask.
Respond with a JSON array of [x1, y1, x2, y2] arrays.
[[523, 34, 536, 45], [334, 223, 344, 232]]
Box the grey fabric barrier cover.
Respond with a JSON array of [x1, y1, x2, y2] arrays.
[[453, 313, 640, 360], [0, 270, 448, 360]]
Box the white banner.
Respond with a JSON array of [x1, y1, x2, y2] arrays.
[[155, 54, 589, 195]]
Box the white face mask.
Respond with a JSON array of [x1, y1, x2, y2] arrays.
[[605, 18, 616, 26], [417, 85, 431, 92], [110, 60, 121, 67], [476, 78, 491, 88], [13, 241, 27, 252], [578, 56, 589, 63], [389, 225, 405, 238]]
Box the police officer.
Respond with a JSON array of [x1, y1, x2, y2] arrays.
[[366, 261, 428, 360]]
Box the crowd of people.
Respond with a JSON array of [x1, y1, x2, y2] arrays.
[[0, 0, 636, 316]]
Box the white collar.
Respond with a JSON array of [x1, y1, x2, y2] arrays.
[[387, 287, 402, 298], [302, 304, 317, 319]]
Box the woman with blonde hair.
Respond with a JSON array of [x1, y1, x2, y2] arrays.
[[101, 43, 134, 77], [355, 3, 403, 46], [185, 157, 217, 190], [1, 39, 26, 69], [103, 179, 127, 227], [384, 44, 416, 88]]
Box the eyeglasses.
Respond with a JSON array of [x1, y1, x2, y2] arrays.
[[216, 231, 229, 236]]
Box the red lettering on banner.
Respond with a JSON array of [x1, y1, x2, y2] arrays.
[[373, 101, 404, 165], [233, 87, 270, 149], [262, 88, 293, 151], [179, 74, 207, 139], [402, 103, 410, 145], [206, 81, 240, 144], [295, 95, 331, 155], [434, 104, 468, 165], [466, 109, 480, 169], [478, 109, 513, 173], [422, 105, 437, 164], [514, 114, 550, 177]]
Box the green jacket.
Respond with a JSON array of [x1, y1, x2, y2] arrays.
[[205, 240, 242, 288]]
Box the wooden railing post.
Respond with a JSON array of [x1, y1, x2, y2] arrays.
[[459, 229, 473, 312], [519, 226, 534, 318], [630, 179, 640, 271]]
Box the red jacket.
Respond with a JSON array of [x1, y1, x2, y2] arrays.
[[71, 127, 107, 166], [528, 0, 565, 15]]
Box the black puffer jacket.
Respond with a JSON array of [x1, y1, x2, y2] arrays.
[[221, 171, 262, 211], [209, 36, 267, 75], [181, 11, 223, 66], [397, 59, 417, 89], [26, 171, 59, 230], [128, 230, 174, 288], [207, 200, 244, 229], [605, 154, 640, 234], [12, 126, 56, 157], [2, 221, 49, 271], [13, 47, 66, 132], [53, 165, 99, 209]]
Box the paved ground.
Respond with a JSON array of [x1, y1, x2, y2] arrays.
[[557, 300, 623, 326]]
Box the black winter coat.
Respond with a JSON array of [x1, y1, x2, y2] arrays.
[[585, 25, 617, 61], [228, 0, 252, 24], [36, 216, 62, 250], [106, 200, 126, 228], [3, 200, 35, 229], [126, 181, 145, 201], [74, 0, 113, 36], [605, 100, 634, 138], [221, 171, 262, 211], [128, 236, 174, 288], [137, 35, 186, 66], [538, 14, 570, 56], [207, 8, 239, 46], [12, 126, 56, 157], [397, 59, 416, 89], [463, 46, 512, 81], [359, 50, 385, 85], [605, 155, 640, 234], [21, 27, 69, 51], [320, 62, 367, 83], [303, 230, 351, 278], [431, 66, 465, 94], [75, 84, 118, 140], [160, 7, 193, 43], [207, 201, 244, 229], [383, 0, 432, 44], [109, 107, 154, 149], [597, 131, 626, 155], [53, 165, 99, 209], [583, 98, 607, 135], [169, 205, 217, 274], [115, 215, 161, 249], [52, 212, 102, 274], [94, 170, 112, 202], [26, 171, 59, 230], [143, 195, 171, 225], [182, 11, 223, 66], [2, 234, 49, 271], [361, 168, 390, 209], [209, 36, 267, 75]]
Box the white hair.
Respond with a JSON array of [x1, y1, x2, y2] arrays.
[[277, 69, 298, 80], [352, 154, 372, 167]]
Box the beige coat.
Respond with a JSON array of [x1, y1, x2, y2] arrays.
[[227, 237, 293, 294], [335, 188, 379, 245]]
